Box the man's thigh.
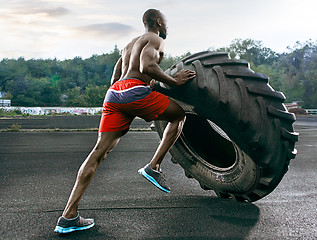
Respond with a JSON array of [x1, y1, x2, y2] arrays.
[[156, 99, 185, 122], [125, 91, 171, 122]]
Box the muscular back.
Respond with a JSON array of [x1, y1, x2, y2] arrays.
[[120, 32, 164, 84]]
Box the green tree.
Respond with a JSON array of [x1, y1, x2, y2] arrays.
[[65, 87, 87, 107], [215, 38, 278, 66], [276, 40, 317, 107], [84, 84, 108, 107]]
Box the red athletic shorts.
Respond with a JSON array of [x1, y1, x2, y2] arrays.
[[99, 78, 170, 132]]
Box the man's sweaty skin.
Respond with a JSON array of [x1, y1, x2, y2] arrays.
[[60, 9, 195, 221]]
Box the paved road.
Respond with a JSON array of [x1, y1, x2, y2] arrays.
[[0, 119, 316, 239]]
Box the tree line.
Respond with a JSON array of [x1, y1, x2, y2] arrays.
[[0, 39, 316, 108]]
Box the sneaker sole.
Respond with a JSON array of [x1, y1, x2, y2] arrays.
[[54, 222, 95, 234], [138, 168, 170, 193]]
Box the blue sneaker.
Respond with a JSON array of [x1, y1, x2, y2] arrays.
[[54, 213, 94, 234], [138, 163, 171, 193]]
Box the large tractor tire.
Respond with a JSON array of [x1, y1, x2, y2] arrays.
[[154, 51, 298, 202]]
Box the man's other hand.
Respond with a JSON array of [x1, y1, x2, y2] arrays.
[[150, 79, 156, 89]]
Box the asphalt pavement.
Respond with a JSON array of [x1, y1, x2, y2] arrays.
[[0, 117, 316, 239]]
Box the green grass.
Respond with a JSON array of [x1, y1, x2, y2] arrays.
[[0, 109, 24, 117]]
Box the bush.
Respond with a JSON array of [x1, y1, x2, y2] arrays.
[[0, 109, 23, 116]]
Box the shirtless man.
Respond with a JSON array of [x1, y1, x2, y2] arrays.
[[54, 9, 196, 234]]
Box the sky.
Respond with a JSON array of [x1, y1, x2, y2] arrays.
[[1, 0, 317, 60]]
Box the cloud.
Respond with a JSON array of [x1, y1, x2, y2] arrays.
[[0, 6, 71, 25], [76, 22, 137, 39], [27, 7, 70, 17], [13, 6, 71, 17], [79, 14, 133, 22]]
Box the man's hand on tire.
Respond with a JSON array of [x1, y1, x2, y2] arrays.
[[174, 69, 196, 86]]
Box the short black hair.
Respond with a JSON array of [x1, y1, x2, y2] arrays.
[[142, 9, 162, 28]]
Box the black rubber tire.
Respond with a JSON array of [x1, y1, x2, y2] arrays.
[[154, 51, 299, 202]]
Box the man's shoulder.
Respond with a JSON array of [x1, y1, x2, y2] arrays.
[[142, 33, 164, 49], [144, 32, 162, 41], [124, 33, 163, 52], [133, 32, 161, 44]]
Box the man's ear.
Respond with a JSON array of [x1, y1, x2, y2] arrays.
[[157, 17, 162, 27]]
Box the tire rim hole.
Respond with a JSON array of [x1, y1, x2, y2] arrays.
[[181, 113, 236, 169]]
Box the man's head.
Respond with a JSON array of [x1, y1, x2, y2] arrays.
[[142, 9, 167, 39]]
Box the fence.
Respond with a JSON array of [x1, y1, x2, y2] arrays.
[[306, 109, 317, 115], [0, 107, 103, 115]]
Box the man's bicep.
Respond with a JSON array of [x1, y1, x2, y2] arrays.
[[139, 36, 165, 78], [140, 44, 157, 67]]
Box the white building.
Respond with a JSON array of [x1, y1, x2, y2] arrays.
[[0, 99, 11, 107], [0, 92, 11, 106]]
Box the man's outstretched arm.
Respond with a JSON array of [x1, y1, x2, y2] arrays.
[[140, 41, 195, 86], [110, 57, 122, 85]]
